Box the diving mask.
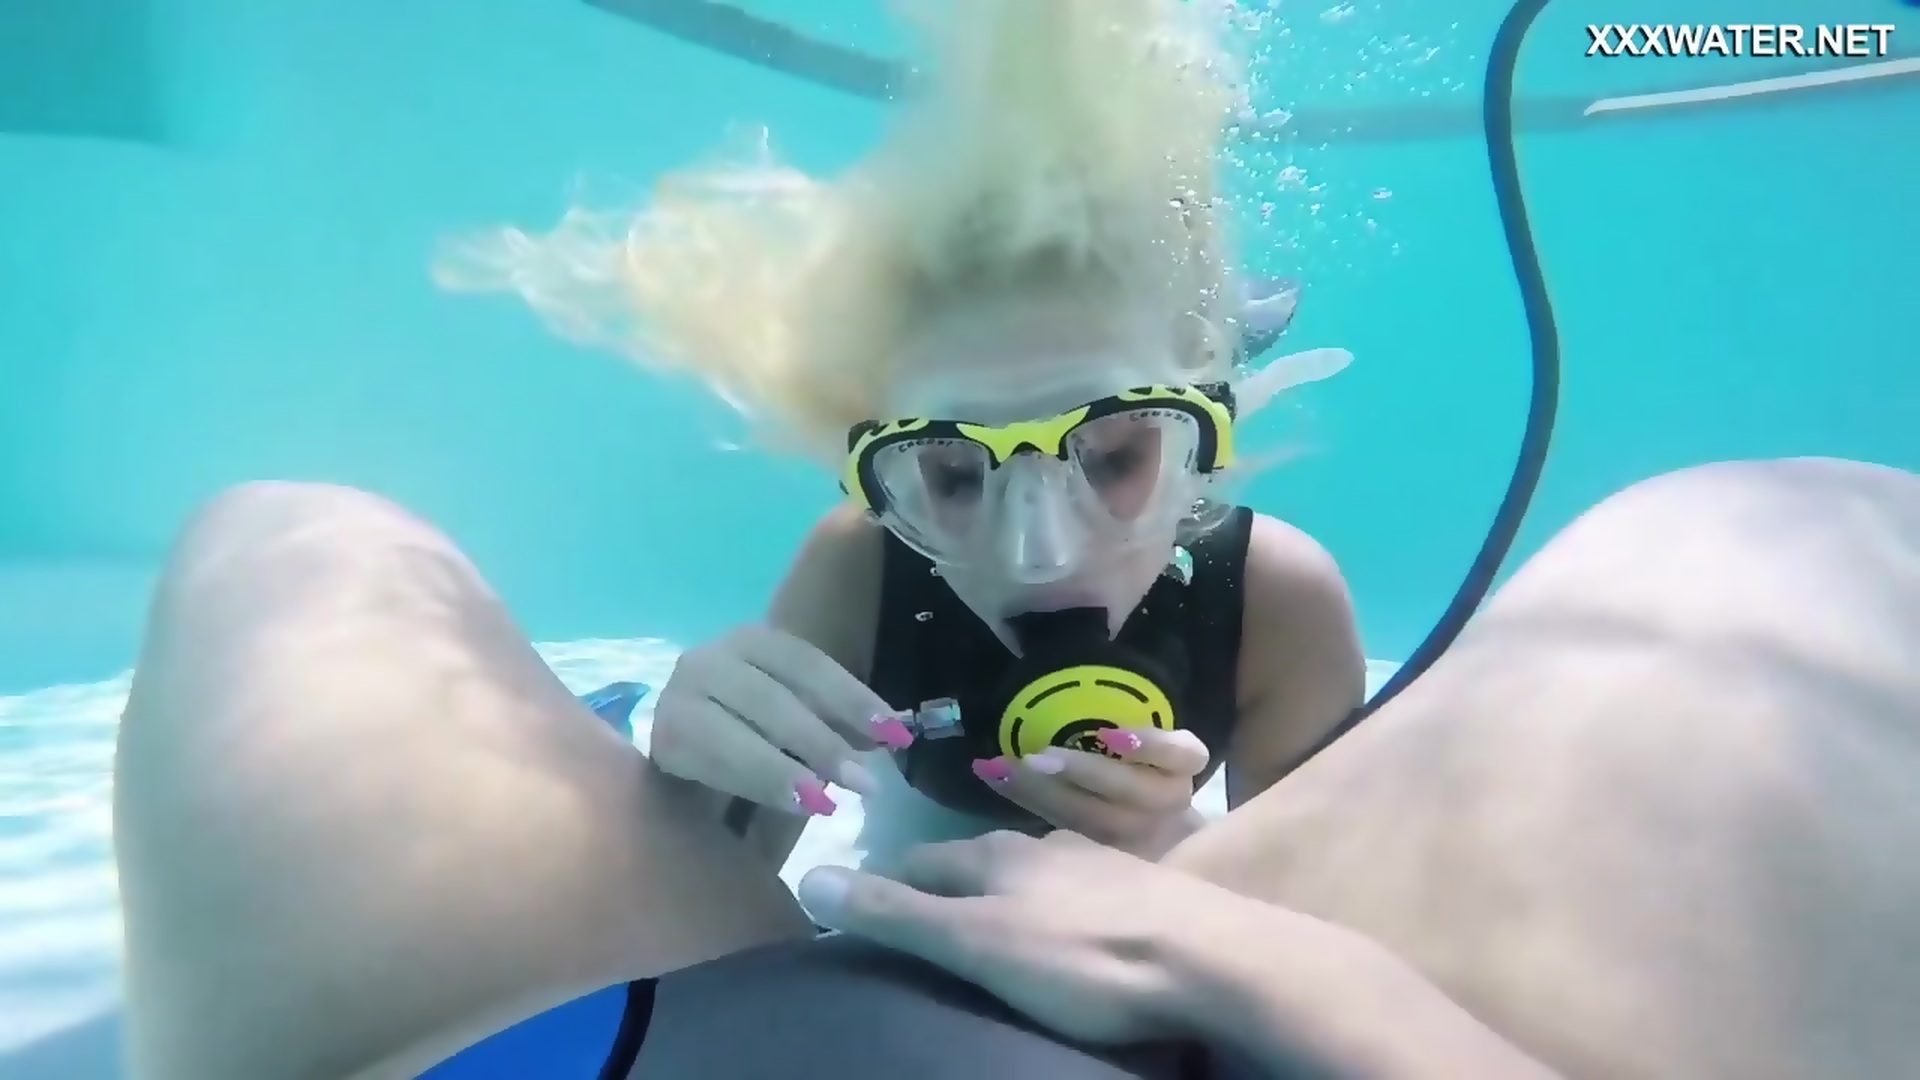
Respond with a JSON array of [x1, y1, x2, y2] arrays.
[[842, 383, 1237, 583]]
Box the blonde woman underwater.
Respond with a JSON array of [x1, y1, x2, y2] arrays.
[[112, 1, 1920, 1078]]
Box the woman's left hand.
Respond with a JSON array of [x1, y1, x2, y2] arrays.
[[972, 727, 1209, 858], [800, 832, 1564, 1079], [797, 829, 1258, 1046]]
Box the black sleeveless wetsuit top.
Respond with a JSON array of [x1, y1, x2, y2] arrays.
[[867, 505, 1256, 823]]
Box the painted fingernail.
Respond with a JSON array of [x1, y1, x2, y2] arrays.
[[971, 757, 1013, 784], [793, 778, 838, 816], [1096, 729, 1144, 756], [868, 713, 915, 750], [834, 759, 880, 797], [1024, 751, 1068, 775]]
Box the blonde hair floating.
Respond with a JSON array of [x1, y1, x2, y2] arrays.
[[435, 0, 1246, 465]]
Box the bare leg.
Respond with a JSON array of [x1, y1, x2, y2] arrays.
[[1169, 458, 1920, 1079], [113, 484, 813, 1080]]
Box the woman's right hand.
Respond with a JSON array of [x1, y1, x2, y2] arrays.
[[649, 624, 913, 816]]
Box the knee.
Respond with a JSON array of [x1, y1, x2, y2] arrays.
[[123, 482, 479, 776], [1599, 458, 1919, 537], [1528, 458, 1918, 584], [173, 481, 424, 559], [156, 482, 454, 602], [191, 479, 384, 524], [1485, 456, 1920, 677], [133, 482, 476, 691]]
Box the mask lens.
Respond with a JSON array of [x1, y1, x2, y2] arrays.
[[864, 402, 1208, 574], [1065, 408, 1201, 529], [871, 437, 992, 561]]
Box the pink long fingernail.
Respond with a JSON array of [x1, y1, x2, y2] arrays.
[[1096, 729, 1144, 756], [971, 757, 1013, 784], [793, 778, 838, 816], [869, 713, 915, 750]]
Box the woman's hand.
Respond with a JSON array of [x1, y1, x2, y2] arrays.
[[799, 831, 1564, 1079], [651, 624, 913, 816], [797, 830, 1243, 1045], [971, 727, 1209, 858]]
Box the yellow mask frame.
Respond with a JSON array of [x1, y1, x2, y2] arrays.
[[840, 382, 1237, 517]]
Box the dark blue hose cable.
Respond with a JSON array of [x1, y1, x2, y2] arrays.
[[1301, 0, 1560, 761]]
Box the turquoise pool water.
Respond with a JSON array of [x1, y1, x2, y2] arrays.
[[0, 0, 1913, 1073]]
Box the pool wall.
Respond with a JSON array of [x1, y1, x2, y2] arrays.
[[2, 0, 1913, 694]]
